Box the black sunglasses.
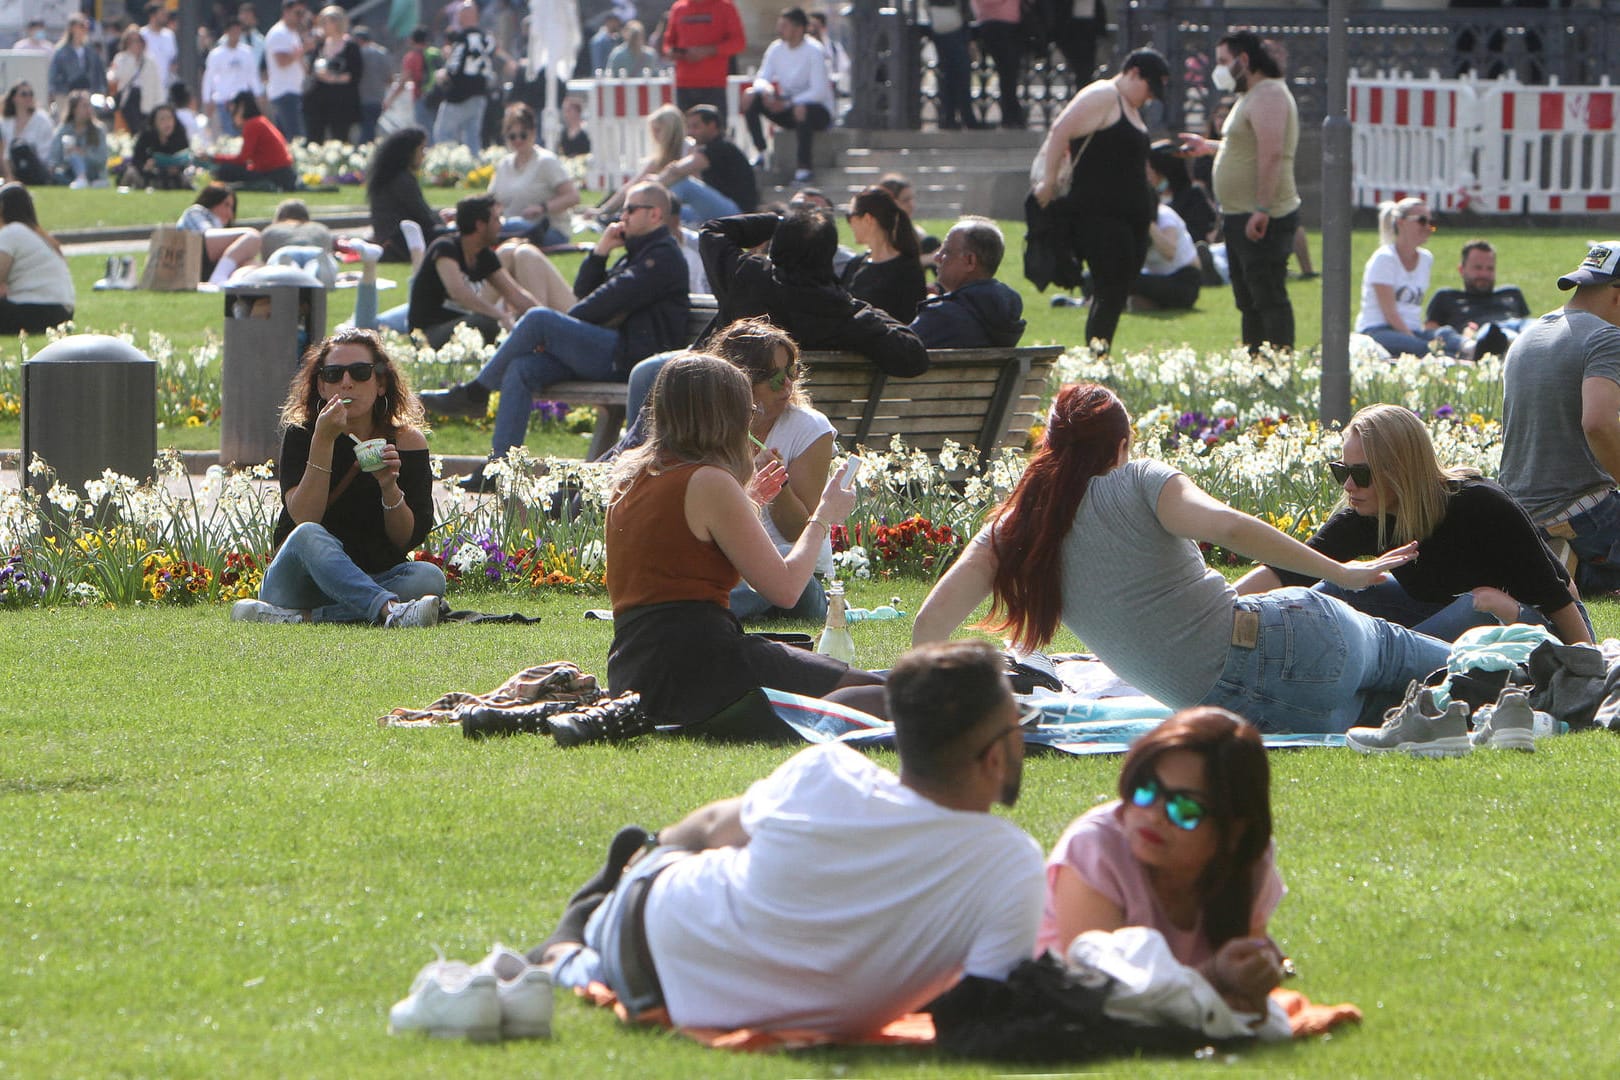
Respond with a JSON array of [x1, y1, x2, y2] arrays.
[[317, 361, 376, 383], [623, 203, 657, 215], [1328, 460, 1373, 488], [503, 130, 528, 142]]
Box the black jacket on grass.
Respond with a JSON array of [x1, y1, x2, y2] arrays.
[[699, 213, 929, 377]]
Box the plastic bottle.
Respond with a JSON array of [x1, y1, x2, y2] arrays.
[[816, 581, 857, 664]]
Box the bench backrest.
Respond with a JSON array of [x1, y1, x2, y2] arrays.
[[800, 346, 1063, 464]]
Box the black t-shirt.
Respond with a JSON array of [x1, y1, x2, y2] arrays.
[[559, 128, 591, 157], [443, 28, 495, 103], [1268, 478, 1574, 614], [409, 235, 502, 330], [272, 424, 434, 574], [699, 137, 758, 212], [1425, 287, 1531, 331]]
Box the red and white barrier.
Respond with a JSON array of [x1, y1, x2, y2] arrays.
[[1477, 81, 1620, 213], [1350, 72, 1479, 213], [555, 74, 754, 193]]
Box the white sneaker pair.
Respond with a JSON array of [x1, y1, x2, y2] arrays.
[[388, 945, 552, 1042], [92, 255, 138, 291]]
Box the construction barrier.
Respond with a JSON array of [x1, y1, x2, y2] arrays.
[[556, 75, 755, 194]]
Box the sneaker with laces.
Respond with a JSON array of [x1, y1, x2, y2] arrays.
[[388, 958, 501, 1041], [384, 596, 443, 628], [230, 599, 305, 624], [472, 944, 553, 1038], [1346, 679, 1472, 757], [1469, 688, 1536, 752]]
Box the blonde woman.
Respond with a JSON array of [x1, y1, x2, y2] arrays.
[[1353, 198, 1465, 358], [304, 5, 362, 143], [1235, 404, 1590, 643], [595, 104, 686, 218]]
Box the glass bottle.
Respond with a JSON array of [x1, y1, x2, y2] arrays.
[[816, 580, 857, 664]]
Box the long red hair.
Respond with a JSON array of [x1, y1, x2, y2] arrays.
[[980, 383, 1130, 650]]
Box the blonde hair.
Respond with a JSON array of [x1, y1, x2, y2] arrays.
[[1343, 403, 1477, 547], [1377, 196, 1427, 247], [318, 5, 348, 32], [646, 104, 686, 169], [611, 354, 757, 499]]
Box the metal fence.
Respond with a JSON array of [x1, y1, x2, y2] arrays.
[[848, 2, 1620, 134]]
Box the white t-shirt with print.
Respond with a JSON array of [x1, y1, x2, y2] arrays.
[[643, 742, 1045, 1034], [1355, 244, 1432, 332], [760, 402, 836, 574]]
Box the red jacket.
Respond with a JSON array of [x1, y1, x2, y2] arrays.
[[213, 115, 293, 173], [662, 0, 745, 90]]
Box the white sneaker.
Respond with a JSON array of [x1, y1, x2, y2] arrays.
[[384, 596, 442, 628], [472, 943, 553, 1038], [231, 599, 305, 624], [388, 958, 501, 1042], [349, 238, 384, 263]]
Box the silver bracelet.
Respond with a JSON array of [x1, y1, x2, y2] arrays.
[[381, 491, 406, 511]]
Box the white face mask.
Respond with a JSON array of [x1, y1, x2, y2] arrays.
[[1211, 62, 1238, 93]]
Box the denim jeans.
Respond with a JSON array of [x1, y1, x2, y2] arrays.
[[214, 108, 239, 139], [729, 575, 829, 622], [1547, 489, 1620, 593], [1312, 578, 1579, 642], [1223, 210, 1298, 352], [434, 97, 485, 151], [476, 307, 621, 459], [258, 522, 446, 623], [549, 847, 691, 1017], [617, 351, 678, 451], [1198, 587, 1451, 734], [1363, 323, 1465, 359], [271, 92, 304, 140], [498, 216, 568, 247], [670, 177, 740, 225], [931, 27, 975, 127]]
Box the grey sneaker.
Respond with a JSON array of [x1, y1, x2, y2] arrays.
[[1346, 680, 1473, 757], [384, 595, 443, 628], [1469, 688, 1536, 752], [230, 599, 305, 624]]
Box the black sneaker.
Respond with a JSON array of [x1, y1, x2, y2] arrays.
[[419, 383, 489, 418], [456, 468, 499, 494]]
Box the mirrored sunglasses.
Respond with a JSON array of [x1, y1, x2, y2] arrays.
[[760, 363, 803, 392], [317, 361, 376, 384], [1130, 776, 1207, 831]]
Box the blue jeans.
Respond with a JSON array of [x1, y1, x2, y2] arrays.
[[1199, 588, 1451, 734], [730, 575, 829, 622], [434, 97, 485, 151], [214, 108, 239, 139], [1546, 489, 1620, 594], [1363, 323, 1466, 359], [476, 307, 621, 459], [1311, 578, 1580, 642], [271, 92, 304, 140], [669, 177, 740, 225], [258, 522, 446, 623], [550, 846, 691, 1017], [931, 27, 974, 127], [499, 216, 568, 247]]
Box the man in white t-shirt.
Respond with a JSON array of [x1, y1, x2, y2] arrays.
[[140, 3, 179, 83], [264, 0, 312, 140], [536, 640, 1045, 1036], [203, 20, 263, 138], [743, 6, 835, 183]]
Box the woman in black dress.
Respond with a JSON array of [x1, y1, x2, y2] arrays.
[[304, 5, 363, 144]]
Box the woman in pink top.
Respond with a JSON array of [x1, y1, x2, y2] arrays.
[[1039, 707, 1287, 1013]]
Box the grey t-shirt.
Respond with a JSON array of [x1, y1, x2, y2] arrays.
[[982, 458, 1232, 707], [1498, 308, 1620, 520]]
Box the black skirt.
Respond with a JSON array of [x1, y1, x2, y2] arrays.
[[608, 601, 849, 729]]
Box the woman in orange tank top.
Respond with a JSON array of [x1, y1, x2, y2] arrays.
[[605, 353, 885, 728]]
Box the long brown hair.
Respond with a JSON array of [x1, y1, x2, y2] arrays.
[[981, 383, 1130, 650], [0, 183, 62, 257], [610, 353, 756, 498], [709, 317, 809, 409], [278, 328, 425, 435], [850, 185, 920, 262], [1118, 707, 1273, 951]]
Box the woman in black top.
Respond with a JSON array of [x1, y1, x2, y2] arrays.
[[367, 128, 443, 263], [232, 329, 445, 627], [1235, 404, 1592, 644], [839, 186, 927, 323], [121, 103, 191, 189], [303, 6, 363, 143], [1032, 48, 1168, 353]]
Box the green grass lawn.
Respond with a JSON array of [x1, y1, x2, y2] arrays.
[[3, 582, 1619, 1077]]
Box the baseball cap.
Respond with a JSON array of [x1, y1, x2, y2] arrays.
[[1125, 48, 1171, 100], [1557, 241, 1620, 290]]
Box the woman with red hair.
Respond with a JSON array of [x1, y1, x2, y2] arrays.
[[913, 383, 1451, 734]]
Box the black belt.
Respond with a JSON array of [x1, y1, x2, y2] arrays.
[[615, 857, 671, 1011]]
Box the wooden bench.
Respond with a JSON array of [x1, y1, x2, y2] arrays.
[[556, 344, 1063, 465]]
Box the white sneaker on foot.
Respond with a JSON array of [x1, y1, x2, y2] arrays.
[[230, 599, 305, 624], [384, 595, 443, 628], [388, 958, 501, 1041], [472, 943, 553, 1038]]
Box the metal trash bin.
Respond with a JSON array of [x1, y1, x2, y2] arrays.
[[221, 264, 329, 468], [21, 335, 156, 497]]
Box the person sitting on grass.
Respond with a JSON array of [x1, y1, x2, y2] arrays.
[[49, 90, 109, 188], [0, 183, 74, 334], [1354, 198, 1466, 359], [406, 194, 538, 348], [529, 639, 1042, 1035], [176, 182, 262, 286], [122, 103, 192, 189], [1039, 707, 1286, 1018], [199, 91, 297, 192], [367, 127, 445, 264], [232, 328, 445, 628], [913, 382, 1451, 735], [1234, 403, 1591, 644]]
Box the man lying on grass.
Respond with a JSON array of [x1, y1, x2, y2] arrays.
[[534, 639, 1044, 1036]]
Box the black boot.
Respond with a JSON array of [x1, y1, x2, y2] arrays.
[[550, 693, 652, 749], [459, 695, 600, 739]]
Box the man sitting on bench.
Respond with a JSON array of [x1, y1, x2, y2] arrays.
[[535, 639, 1043, 1036], [911, 217, 1027, 349], [420, 182, 689, 493]]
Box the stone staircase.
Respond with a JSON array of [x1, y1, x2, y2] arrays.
[[758, 128, 1046, 221]]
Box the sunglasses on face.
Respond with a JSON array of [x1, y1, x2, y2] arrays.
[[503, 129, 529, 142], [317, 361, 376, 383], [759, 362, 803, 392], [623, 203, 657, 215], [1130, 775, 1208, 831], [972, 704, 1041, 759], [1328, 459, 1373, 488], [1406, 216, 1435, 230]]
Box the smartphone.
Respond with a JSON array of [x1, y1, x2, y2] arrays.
[[839, 456, 863, 491]]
